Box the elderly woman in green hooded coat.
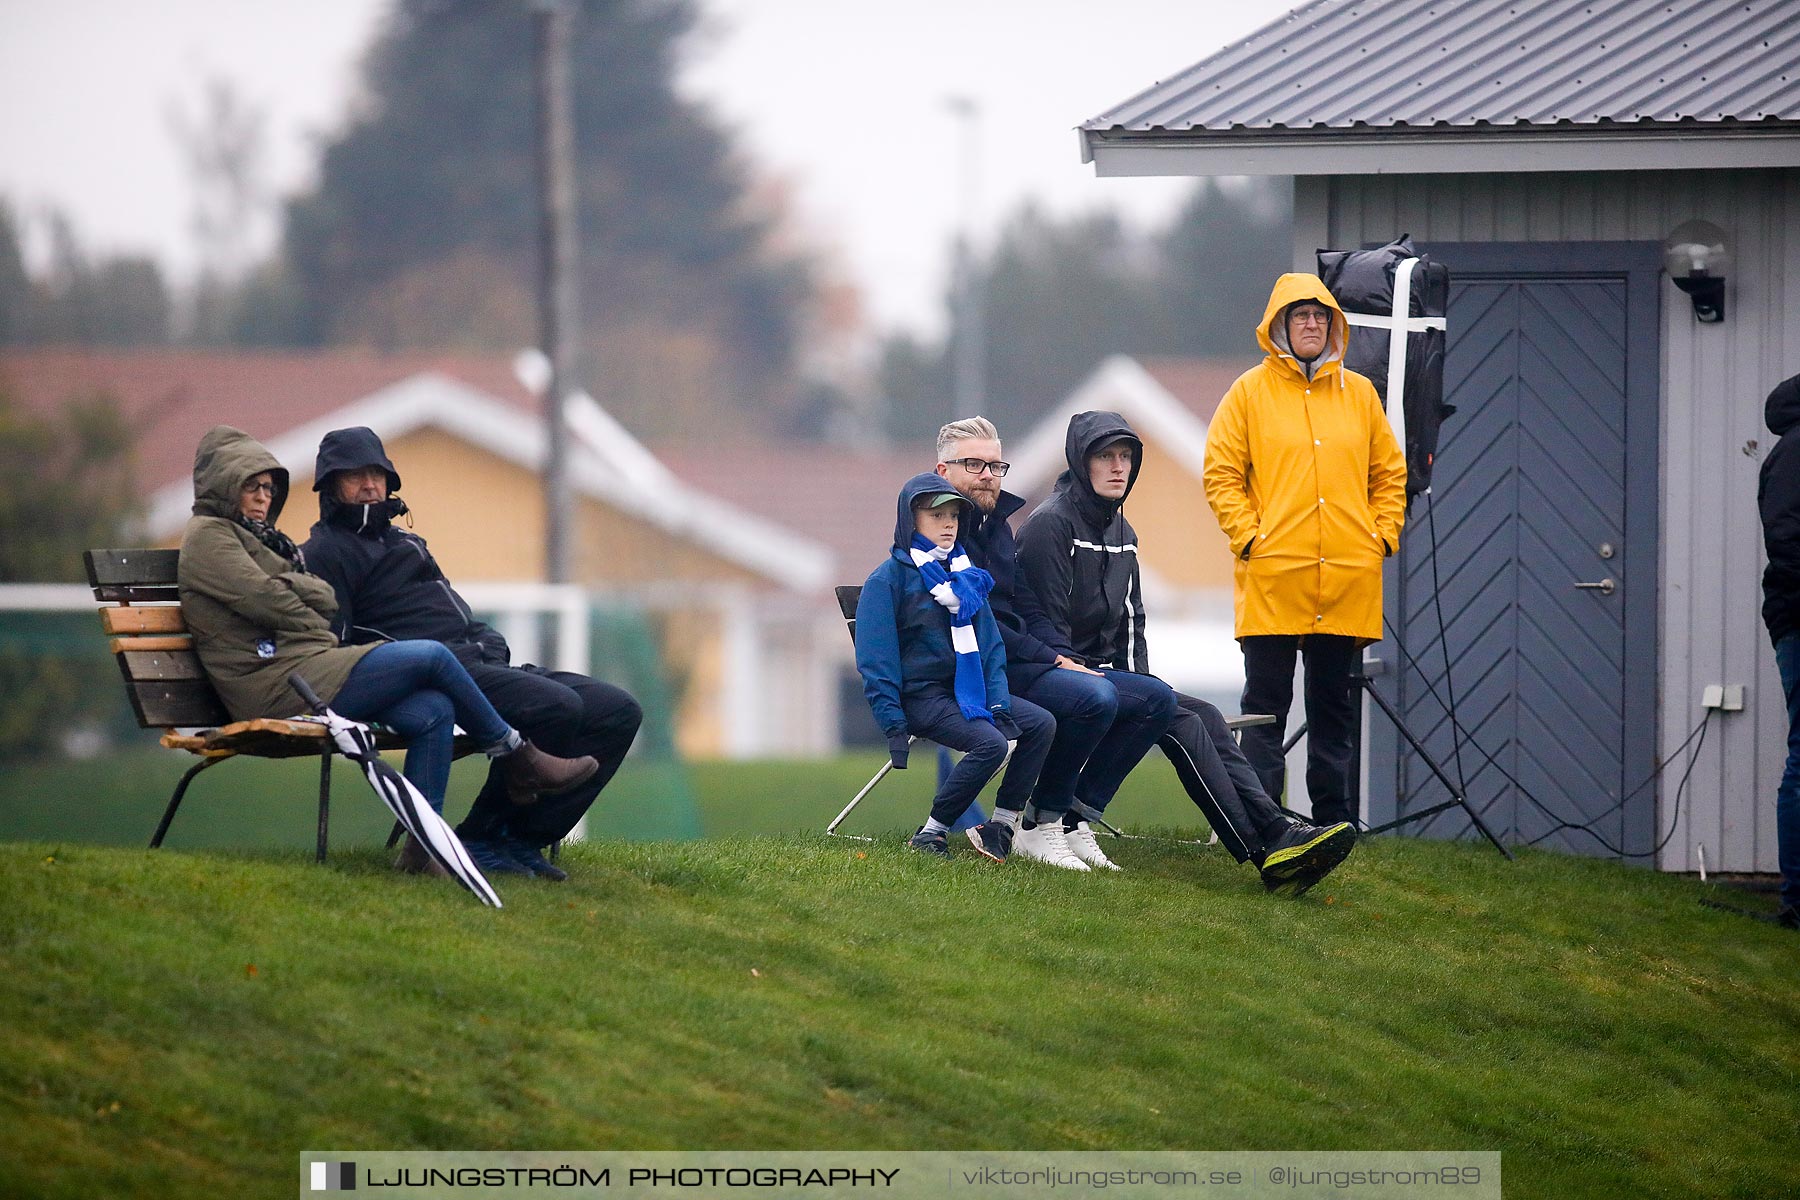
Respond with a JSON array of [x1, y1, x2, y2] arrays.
[[177, 426, 597, 860]]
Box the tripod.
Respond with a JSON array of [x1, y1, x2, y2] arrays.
[[1281, 669, 1512, 860]]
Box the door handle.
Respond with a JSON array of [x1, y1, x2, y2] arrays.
[[1573, 578, 1616, 596]]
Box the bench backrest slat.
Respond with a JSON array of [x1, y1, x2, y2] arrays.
[[101, 607, 188, 635], [119, 649, 207, 682], [84, 548, 179, 589], [92, 584, 182, 604], [125, 680, 232, 729]]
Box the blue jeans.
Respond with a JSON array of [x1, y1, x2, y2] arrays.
[[1773, 634, 1800, 911], [331, 641, 515, 813], [1016, 667, 1118, 816]]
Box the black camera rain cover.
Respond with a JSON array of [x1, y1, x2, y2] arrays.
[[1317, 235, 1453, 500]]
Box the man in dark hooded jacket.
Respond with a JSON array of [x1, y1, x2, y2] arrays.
[[1016, 411, 1357, 894], [1758, 372, 1800, 929], [300, 427, 642, 881]]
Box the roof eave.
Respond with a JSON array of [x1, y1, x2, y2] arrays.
[[1082, 123, 1800, 177]]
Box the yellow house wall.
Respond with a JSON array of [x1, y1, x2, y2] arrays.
[[1128, 431, 1235, 591]]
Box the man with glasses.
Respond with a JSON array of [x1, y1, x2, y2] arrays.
[[1203, 274, 1406, 831], [935, 417, 1156, 870]]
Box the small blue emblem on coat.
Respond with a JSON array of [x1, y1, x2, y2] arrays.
[[256, 638, 276, 659]]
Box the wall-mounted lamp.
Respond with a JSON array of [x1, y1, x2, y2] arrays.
[[1663, 220, 1730, 323]]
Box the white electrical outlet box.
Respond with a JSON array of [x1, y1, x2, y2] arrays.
[[1702, 684, 1746, 711]]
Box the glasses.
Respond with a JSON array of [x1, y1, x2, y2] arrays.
[[1288, 308, 1332, 327], [240, 480, 277, 497], [944, 457, 1011, 477]]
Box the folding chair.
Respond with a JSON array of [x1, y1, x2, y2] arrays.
[[828, 585, 899, 839]]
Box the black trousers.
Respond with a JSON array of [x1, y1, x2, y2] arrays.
[[1158, 691, 1294, 865], [1238, 634, 1360, 827], [455, 663, 643, 845], [903, 690, 1056, 827]]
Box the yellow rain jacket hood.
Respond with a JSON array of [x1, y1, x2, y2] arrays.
[[1202, 273, 1407, 641]]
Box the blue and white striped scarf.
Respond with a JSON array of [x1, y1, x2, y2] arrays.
[[909, 532, 995, 721]]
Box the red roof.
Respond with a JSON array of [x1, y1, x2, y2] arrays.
[[1138, 356, 1256, 425], [655, 439, 924, 581], [0, 347, 537, 492]]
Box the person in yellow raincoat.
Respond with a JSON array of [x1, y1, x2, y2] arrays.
[[1203, 274, 1407, 825]]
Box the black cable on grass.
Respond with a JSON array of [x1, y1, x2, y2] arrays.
[[1526, 710, 1712, 859], [1380, 611, 1714, 858]]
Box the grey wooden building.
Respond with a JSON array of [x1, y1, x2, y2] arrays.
[[1080, 0, 1800, 873]]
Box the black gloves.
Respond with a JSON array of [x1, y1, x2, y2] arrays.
[[886, 732, 911, 769], [992, 710, 1021, 741]]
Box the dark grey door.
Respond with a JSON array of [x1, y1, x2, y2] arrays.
[[1367, 242, 1661, 858]]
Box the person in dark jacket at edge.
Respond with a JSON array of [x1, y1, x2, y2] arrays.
[[936, 417, 1157, 871], [1758, 372, 1800, 930], [1015, 411, 1356, 894], [854, 473, 1055, 862], [300, 427, 643, 882]]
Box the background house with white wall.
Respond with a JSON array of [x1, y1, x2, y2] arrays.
[[1, 348, 844, 759]]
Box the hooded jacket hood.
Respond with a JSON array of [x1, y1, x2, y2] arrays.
[[314, 426, 408, 531], [1056, 410, 1143, 524], [893, 472, 971, 552], [191, 425, 289, 523], [1767, 375, 1800, 437], [1257, 273, 1348, 383]]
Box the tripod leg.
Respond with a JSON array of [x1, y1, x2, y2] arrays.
[[1358, 676, 1513, 860]]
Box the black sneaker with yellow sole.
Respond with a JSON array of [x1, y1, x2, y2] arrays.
[[1259, 821, 1356, 897]]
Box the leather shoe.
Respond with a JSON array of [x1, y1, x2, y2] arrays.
[[393, 833, 450, 877], [500, 739, 598, 804]]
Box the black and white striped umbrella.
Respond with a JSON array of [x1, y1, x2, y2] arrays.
[[290, 674, 502, 908]]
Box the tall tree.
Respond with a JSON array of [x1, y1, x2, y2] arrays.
[[879, 177, 1292, 440], [0, 387, 138, 760], [0, 387, 137, 582], [281, 0, 813, 435], [0, 204, 173, 347]]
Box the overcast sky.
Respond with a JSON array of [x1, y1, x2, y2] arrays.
[[0, 0, 1296, 337]]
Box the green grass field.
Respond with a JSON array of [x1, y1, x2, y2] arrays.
[[0, 745, 1218, 849], [2, 751, 1796, 1198]]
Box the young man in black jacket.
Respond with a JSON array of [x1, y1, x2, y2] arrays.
[[300, 427, 642, 881], [1758, 372, 1800, 930], [1015, 410, 1356, 893]]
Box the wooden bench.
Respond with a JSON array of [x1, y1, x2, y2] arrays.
[[84, 547, 465, 862]]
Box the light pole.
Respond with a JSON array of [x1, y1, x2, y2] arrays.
[[533, 0, 578, 585], [944, 95, 983, 419]]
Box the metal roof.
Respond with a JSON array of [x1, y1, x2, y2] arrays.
[[1084, 0, 1800, 135]]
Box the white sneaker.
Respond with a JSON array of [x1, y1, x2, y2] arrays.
[[1013, 822, 1090, 871], [1064, 821, 1122, 871]]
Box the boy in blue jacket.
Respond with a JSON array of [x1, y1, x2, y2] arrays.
[[856, 473, 1056, 860]]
